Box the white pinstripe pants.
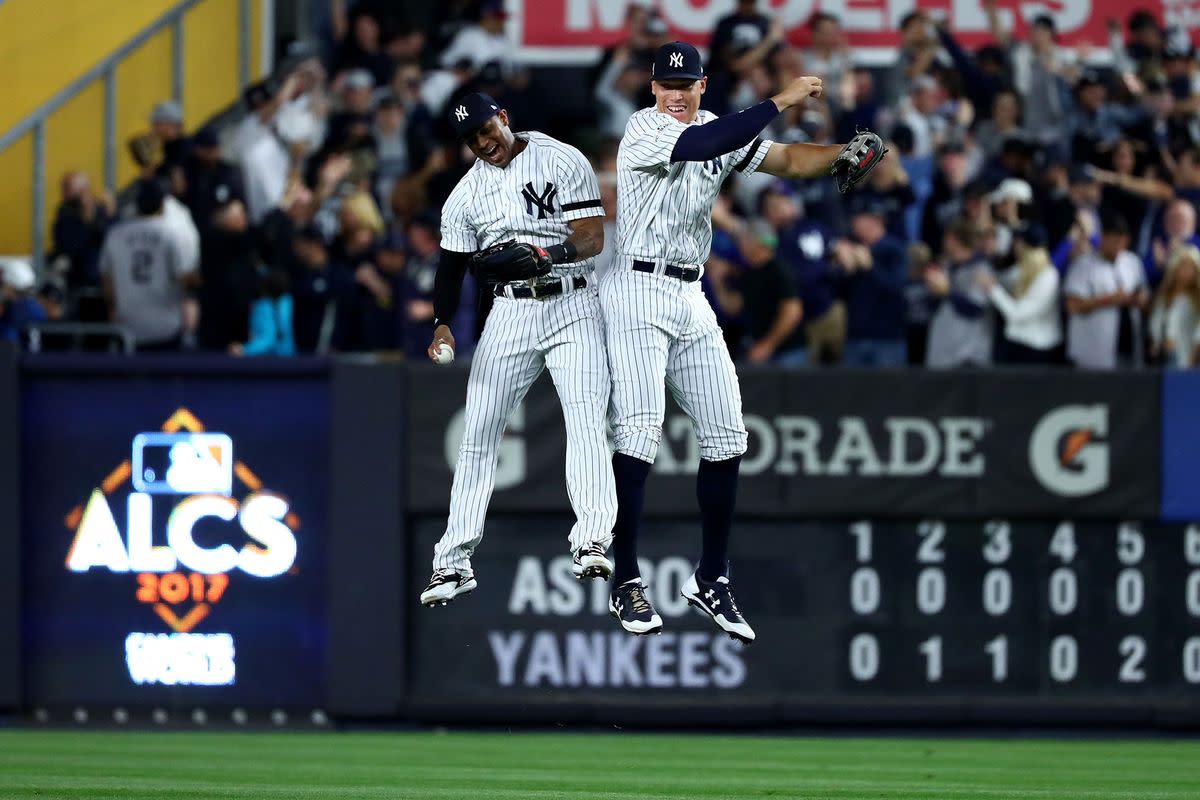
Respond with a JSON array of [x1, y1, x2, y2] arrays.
[[432, 285, 616, 573], [600, 267, 749, 464]]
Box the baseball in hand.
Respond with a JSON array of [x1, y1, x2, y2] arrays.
[[433, 342, 455, 365]]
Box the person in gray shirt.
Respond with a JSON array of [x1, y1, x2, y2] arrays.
[[100, 179, 200, 351], [1064, 212, 1149, 369], [924, 219, 994, 367]]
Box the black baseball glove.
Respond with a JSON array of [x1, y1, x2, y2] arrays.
[[829, 131, 889, 194], [469, 240, 553, 284]]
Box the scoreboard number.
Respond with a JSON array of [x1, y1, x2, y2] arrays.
[[985, 635, 1008, 682], [919, 636, 942, 682], [1116, 569, 1145, 616], [1117, 523, 1145, 565], [1049, 567, 1078, 615], [1184, 638, 1200, 684], [1185, 525, 1200, 565], [1050, 522, 1077, 563], [1050, 635, 1078, 683], [1187, 571, 1200, 617], [982, 520, 1012, 564], [983, 568, 1012, 616], [917, 568, 946, 615], [850, 567, 881, 615], [917, 520, 946, 563], [849, 521, 872, 563], [849, 633, 880, 681], [1119, 636, 1147, 683]]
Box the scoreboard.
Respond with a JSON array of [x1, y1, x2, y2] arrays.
[[829, 519, 1200, 702], [406, 517, 1200, 724]]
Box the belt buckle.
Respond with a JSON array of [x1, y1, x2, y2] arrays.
[[526, 278, 541, 300]]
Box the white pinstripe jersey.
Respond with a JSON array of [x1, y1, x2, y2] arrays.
[[440, 131, 603, 278], [615, 108, 774, 267]]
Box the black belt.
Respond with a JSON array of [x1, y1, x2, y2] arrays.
[[632, 259, 701, 282], [494, 275, 588, 300]]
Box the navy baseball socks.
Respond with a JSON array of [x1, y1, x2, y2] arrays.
[[697, 454, 741, 580], [685, 454, 756, 644], [610, 452, 651, 585]]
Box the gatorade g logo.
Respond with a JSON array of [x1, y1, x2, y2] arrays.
[[1028, 405, 1110, 496]]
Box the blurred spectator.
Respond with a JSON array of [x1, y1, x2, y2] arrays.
[[198, 200, 258, 351], [896, 74, 952, 159], [421, 58, 477, 117], [1064, 213, 1150, 369], [290, 224, 337, 353], [1050, 165, 1103, 271], [99, 179, 199, 351], [933, 18, 1006, 121], [1113, 11, 1164, 73], [328, 68, 377, 147], [1146, 198, 1200, 287], [1163, 26, 1200, 100], [986, 2, 1075, 159], [0, 258, 48, 343], [331, 191, 392, 351], [52, 171, 114, 291], [373, 94, 409, 220], [840, 199, 909, 366], [1092, 138, 1174, 251], [329, 3, 394, 86], [989, 178, 1033, 260], [856, 143, 917, 240], [924, 220, 994, 367], [904, 241, 935, 363], [595, 45, 650, 139], [439, 0, 522, 84], [974, 90, 1026, 162], [149, 100, 188, 184], [389, 58, 436, 168], [229, 270, 296, 357], [922, 141, 971, 250], [734, 226, 806, 366], [1069, 71, 1144, 167], [884, 11, 942, 106], [980, 223, 1063, 364], [705, 0, 781, 115], [183, 128, 246, 235], [804, 13, 851, 93], [1149, 243, 1200, 367], [399, 213, 475, 359], [1175, 148, 1200, 210]]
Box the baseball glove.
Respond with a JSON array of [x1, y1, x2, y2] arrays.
[[830, 131, 888, 194], [469, 240, 553, 284]]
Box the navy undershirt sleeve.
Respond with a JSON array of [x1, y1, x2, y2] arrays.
[[670, 100, 779, 163], [432, 248, 472, 327]]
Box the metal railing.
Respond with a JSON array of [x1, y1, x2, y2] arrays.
[[0, 0, 253, 271]]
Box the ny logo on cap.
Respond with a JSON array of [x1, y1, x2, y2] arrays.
[[670, 51, 684, 69], [454, 105, 469, 122]]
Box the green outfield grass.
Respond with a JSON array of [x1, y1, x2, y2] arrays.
[[0, 729, 1197, 799]]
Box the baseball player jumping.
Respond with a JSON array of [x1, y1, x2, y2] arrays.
[[604, 43, 885, 640], [420, 93, 616, 606]]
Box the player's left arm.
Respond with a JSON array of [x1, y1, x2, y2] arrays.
[[758, 142, 846, 179], [758, 132, 889, 192], [549, 145, 605, 263]]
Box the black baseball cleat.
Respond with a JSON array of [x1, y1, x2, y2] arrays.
[[609, 578, 664, 635], [572, 542, 614, 580], [681, 572, 756, 644], [419, 569, 477, 606]]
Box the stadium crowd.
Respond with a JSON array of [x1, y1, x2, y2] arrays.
[[3, 0, 1200, 369]]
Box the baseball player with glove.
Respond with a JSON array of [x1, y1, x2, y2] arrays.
[[603, 42, 885, 639], [420, 93, 616, 606]]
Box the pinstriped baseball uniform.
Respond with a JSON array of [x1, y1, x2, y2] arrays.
[[432, 131, 615, 572], [602, 108, 774, 463]]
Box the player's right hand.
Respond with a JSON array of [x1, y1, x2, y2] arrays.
[[428, 325, 456, 363], [772, 76, 823, 110]]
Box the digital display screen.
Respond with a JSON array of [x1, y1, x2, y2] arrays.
[[21, 373, 329, 708]]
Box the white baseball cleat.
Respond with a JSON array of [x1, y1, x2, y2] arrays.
[[420, 569, 477, 606], [681, 572, 755, 644], [572, 542, 614, 580]]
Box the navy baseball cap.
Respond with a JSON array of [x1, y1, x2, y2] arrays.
[[653, 41, 704, 81], [449, 92, 502, 138]]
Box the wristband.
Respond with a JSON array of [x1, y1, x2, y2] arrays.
[[546, 241, 578, 264]]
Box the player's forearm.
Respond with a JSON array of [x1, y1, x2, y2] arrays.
[[670, 100, 779, 163], [560, 217, 604, 262], [761, 142, 845, 179], [432, 248, 471, 328]]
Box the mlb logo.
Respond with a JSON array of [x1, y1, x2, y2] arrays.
[[131, 432, 234, 496]]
